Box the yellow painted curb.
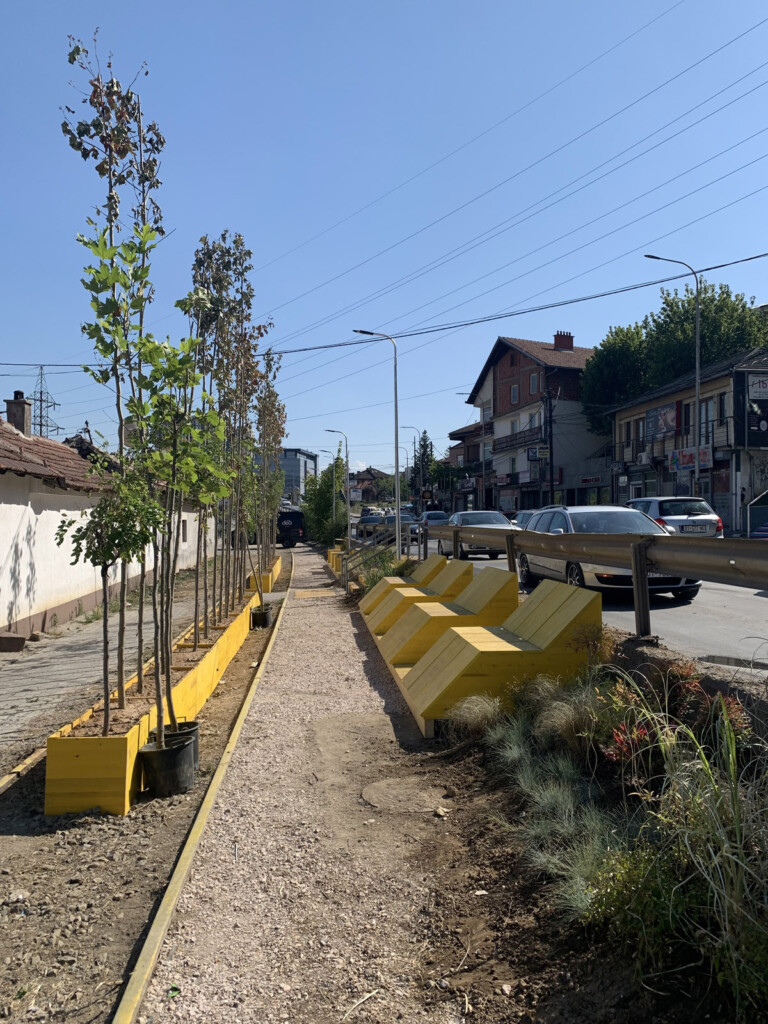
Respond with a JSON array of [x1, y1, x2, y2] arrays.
[[111, 549, 294, 1024]]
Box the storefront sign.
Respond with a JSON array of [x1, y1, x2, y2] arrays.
[[618, 475, 628, 486], [580, 475, 603, 485], [610, 461, 624, 473], [460, 477, 474, 491], [668, 445, 713, 473], [495, 474, 511, 487]]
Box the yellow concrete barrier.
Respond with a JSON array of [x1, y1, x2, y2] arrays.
[[365, 560, 474, 636], [359, 553, 446, 615], [45, 590, 266, 816], [379, 567, 519, 666], [392, 581, 602, 737]]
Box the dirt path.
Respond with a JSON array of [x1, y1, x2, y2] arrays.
[[140, 545, 461, 1024]]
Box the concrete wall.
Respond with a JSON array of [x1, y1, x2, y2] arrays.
[[0, 475, 205, 635]]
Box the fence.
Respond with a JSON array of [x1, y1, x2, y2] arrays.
[[340, 523, 428, 591], [429, 524, 768, 637]]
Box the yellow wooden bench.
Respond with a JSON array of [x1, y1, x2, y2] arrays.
[[392, 580, 601, 737], [364, 560, 474, 636], [378, 567, 519, 666], [359, 553, 446, 615]]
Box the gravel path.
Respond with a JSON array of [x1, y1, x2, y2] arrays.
[[140, 546, 458, 1024]]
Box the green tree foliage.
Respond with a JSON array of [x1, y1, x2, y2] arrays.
[[581, 283, 768, 435], [410, 430, 439, 492], [302, 446, 346, 546]]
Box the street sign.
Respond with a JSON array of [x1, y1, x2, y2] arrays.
[[528, 445, 549, 461], [527, 447, 539, 462], [422, 489, 432, 499]]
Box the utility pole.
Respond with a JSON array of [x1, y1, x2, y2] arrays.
[[546, 388, 555, 505]]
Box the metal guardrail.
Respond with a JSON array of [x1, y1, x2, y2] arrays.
[[429, 524, 768, 637], [340, 524, 428, 592]]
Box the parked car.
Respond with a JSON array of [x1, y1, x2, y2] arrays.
[[624, 496, 724, 538], [356, 514, 384, 539], [276, 508, 305, 548], [410, 510, 450, 536], [437, 510, 511, 560], [517, 504, 701, 600]]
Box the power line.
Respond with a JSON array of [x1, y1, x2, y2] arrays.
[[251, 0, 688, 276], [272, 63, 768, 355], [288, 383, 475, 423], [259, 14, 768, 323]]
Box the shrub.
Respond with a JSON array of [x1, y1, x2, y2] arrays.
[[445, 694, 505, 740]]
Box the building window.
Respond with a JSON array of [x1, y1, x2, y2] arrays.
[[181, 519, 188, 543], [510, 384, 519, 404], [624, 420, 631, 444], [510, 419, 518, 434], [635, 418, 645, 445], [529, 410, 540, 428], [718, 392, 727, 426], [683, 402, 691, 435], [509, 352, 515, 366], [457, 455, 464, 467], [530, 372, 538, 394]]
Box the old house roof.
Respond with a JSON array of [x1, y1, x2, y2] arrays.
[[448, 422, 483, 441], [0, 420, 103, 492], [467, 336, 595, 403]]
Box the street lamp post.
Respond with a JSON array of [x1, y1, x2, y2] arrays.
[[325, 429, 350, 552], [354, 329, 401, 556], [645, 254, 701, 496]]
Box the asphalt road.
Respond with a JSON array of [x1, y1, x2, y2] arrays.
[[410, 534, 768, 670]]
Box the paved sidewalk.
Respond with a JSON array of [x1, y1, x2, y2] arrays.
[[140, 545, 456, 1024]]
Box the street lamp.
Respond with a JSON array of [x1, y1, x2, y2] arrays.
[[645, 254, 701, 495], [325, 429, 350, 552], [318, 449, 336, 524], [354, 329, 401, 556]]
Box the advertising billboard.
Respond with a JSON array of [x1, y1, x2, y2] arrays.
[[645, 401, 677, 438]]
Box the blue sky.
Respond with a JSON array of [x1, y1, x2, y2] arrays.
[[3, 1, 768, 473]]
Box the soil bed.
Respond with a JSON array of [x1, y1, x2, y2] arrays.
[[0, 559, 290, 1023]]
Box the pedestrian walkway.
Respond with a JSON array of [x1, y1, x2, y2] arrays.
[[140, 545, 456, 1024]]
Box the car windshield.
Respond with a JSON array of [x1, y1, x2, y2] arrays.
[[424, 513, 449, 522], [459, 512, 509, 525], [384, 514, 416, 523], [658, 499, 713, 517], [569, 509, 666, 535]]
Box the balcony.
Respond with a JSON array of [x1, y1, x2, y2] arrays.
[[492, 425, 543, 453]]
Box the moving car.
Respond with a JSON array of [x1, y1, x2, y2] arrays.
[[506, 509, 536, 529], [517, 504, 700, 600], [356, 514, 384, 539], [624, 496, 723, 538], [437, 510, 511, 560], [410, 510, 450, 536]]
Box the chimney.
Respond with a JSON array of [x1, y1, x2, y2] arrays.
[[5, 390, 32, 436], [553, 330, 573, 351]]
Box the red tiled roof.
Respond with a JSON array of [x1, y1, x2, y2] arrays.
[[498, 336, 595, 368], [0, 419, 103, 492]]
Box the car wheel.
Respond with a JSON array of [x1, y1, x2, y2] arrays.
[[488, 552, 500, 560], [458, 543, 469, 560], [438, 540, 451, 559], [518, 554, 537, 587], [566, 563, 585, 588], [671, 588, 698, 601]]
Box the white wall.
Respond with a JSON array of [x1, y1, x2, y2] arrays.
[[0, 475, 206, 633]]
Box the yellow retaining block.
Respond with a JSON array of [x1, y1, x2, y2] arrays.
[[379, 567, 519, 666], [365, 560, 474, 636], [359, 553, 446, 615], [45, 590, 264, 816], [396, 581, 602, 735]]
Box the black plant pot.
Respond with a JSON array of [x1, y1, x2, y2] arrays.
[[251, 605, 273, 629], [140, 736, 195, 798], [150, 721, 200, 771]]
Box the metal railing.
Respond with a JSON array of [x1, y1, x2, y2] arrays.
[[429, 524, 768, 637], [340, 523, 428, 592]]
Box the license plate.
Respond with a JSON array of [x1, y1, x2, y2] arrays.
[[682, 525, 706, 533]]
